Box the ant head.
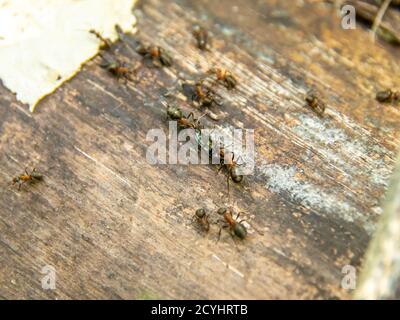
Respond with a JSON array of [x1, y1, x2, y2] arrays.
[[167, 105, 183, 120], [195, 208, 206, 218], [217, 207, 227, 215], [192, 24, 202, 34]]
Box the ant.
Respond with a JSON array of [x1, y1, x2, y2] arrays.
[[215, 146, 243, 194], [89, 29, 113, 50], [207, 68, 237, 90], [100, 58, 136, 83], [166, 104, 204, 130], [137, 45, 172, 67], [376, 89, 400, 103], [217, 207, 247, 241], [193, 208, 210, 232], [192, 25, 210, 51], [12, 168, 43, 191], [192, 80, 223, 108], [305, 91, 326, 117]]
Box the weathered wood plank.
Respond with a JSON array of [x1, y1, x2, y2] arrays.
[[0, 0, 399, 299]]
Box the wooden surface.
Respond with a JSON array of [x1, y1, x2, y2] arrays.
[[0, 0, 399, 299]]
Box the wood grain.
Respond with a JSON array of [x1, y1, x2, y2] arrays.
[[0, 0, 399, 299]]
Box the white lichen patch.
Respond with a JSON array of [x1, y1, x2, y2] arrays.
[[258, 163, 375, 234], [0, 0, 137, 111], [292, 114, 393, 188]]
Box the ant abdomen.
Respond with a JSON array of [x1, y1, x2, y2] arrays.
[[231, 167, 243, 183], [233, 223, 247, 239], [31, 171, 43, 180]]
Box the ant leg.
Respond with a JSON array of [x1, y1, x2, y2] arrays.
[[187, 112, 195, 121], [217, 227, 222, 243], [197, 113, 208, 121], [227, 174, 230, 196], [236, 212, 247, 224], [230, 233, 240, 251], [25, 168, 29, 175], [191, 93, 198, 102], [190, 216, 197, 226], [216, 224, 229, 243]]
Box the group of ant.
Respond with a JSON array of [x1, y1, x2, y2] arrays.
[[166, 95, 252, 243], [304, 87, 399, 119], [11, 24, 251, 244], [159, 26, 254, 243], [193, 207, 249, 243]]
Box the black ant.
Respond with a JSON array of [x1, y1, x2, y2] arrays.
[[305, 91, 326, 117], [166, 105, 204, 130], [376, 89, 400, 103], [207, 68, 237, 90], [217, 208, 247, 241], [12, 168, 43, 191], [137, 45, 172, 67], [193, 208, 210, 233], [192, 25, 210, 51]]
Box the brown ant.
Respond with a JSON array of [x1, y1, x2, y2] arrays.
[[89, 29, 113, 50], [193, 208, 210, 232], [192, 80, 223, 108], [166, 105, 204, 130], [376, 89, 400, 103], [208, 68, 237, 90], [217, 207, 247, 241], [12, 168, 43, 191], [213, 146, 244, 194], [305, 91, 326, 117], [181, 81, 222, 121], [100, 59, 136, 83], [137, 45, 172, 67], [192, 25, 210, 51]]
